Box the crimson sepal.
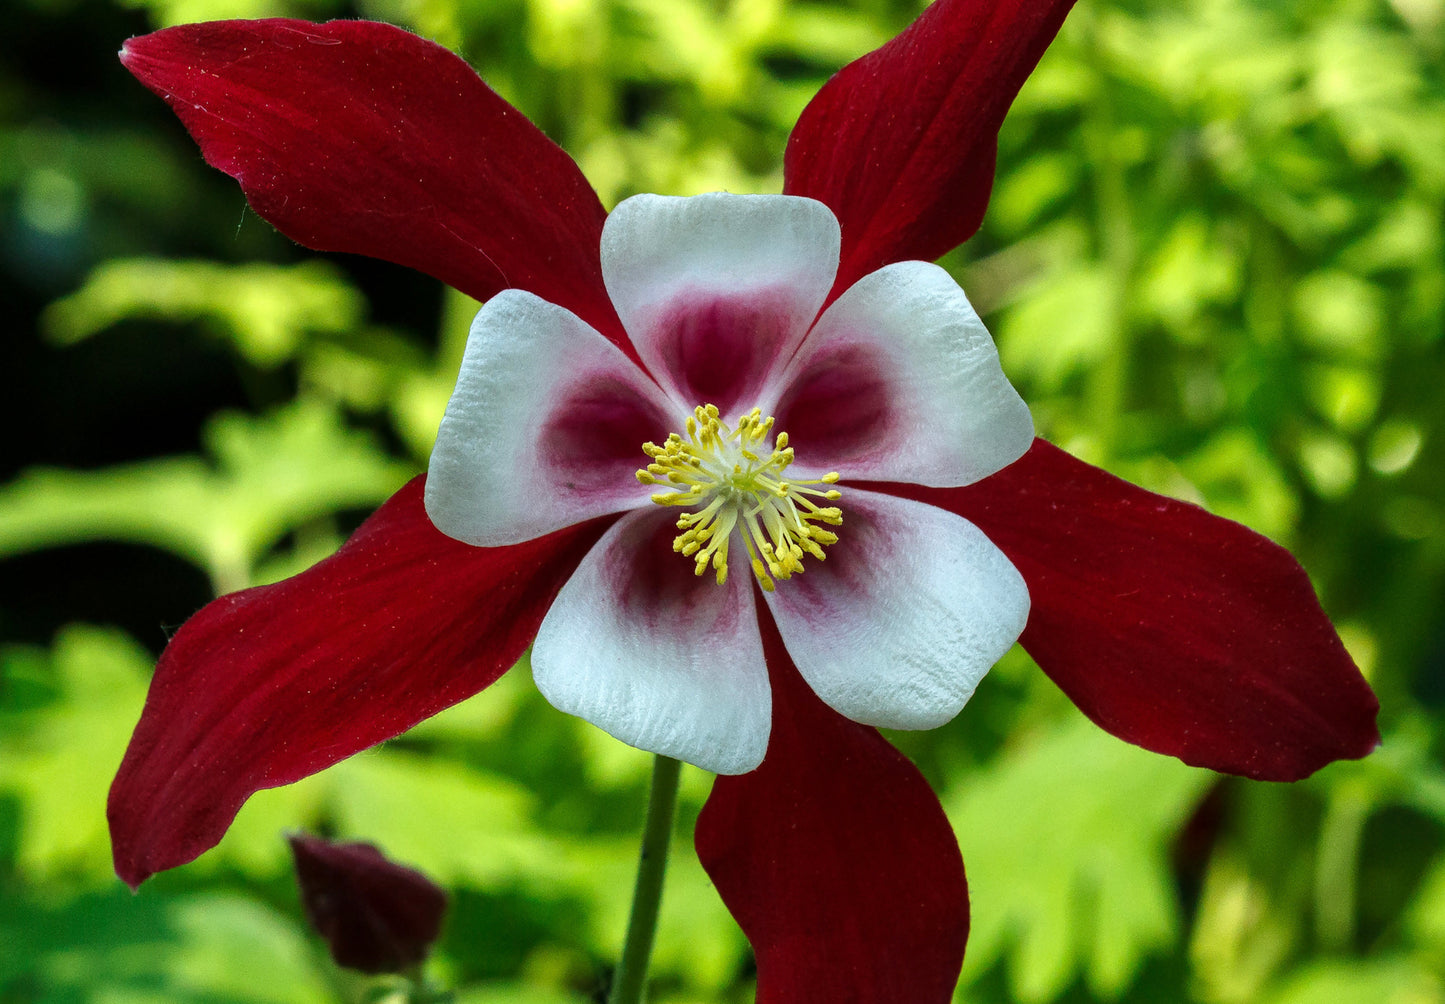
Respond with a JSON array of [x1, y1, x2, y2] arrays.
[[119, 19, 625, 344], [897, 439, 1381, 781], [109, 477, 605, 889], [696, 615, 967, 1003], [289, 834, 448, 974], [784, 0, 1075, 295]]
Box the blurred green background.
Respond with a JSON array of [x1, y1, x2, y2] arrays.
[[2, 0, 1443, 1000]]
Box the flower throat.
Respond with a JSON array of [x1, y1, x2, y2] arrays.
[[636, 404, 842, 591]]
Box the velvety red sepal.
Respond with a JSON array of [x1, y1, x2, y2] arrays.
[[896, 439, 1381, 782], [119, 19, 624, 343], [784, 0, 1075, 295], [696, 616, 968, 1003], [109, 477, 604, 889], [289, 834, 448, 974]]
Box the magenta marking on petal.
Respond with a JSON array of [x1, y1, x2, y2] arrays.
[[649, 291, 796, 415], [540, 377, 672, 502], [601, 513, 749, 638], [773, 338, 895, 466], [764, 491, 913, 622]]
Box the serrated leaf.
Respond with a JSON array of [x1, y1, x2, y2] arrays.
[[0, 400, 411, 591], [945, 714, 1211, 1002], [0, 625, 152, 883], [44, 258, 363, 367]]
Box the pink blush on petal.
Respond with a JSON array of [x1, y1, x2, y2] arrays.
[[539, 378, 672, 504], [647, 291, 799, 416], [772, 337, 896, 468], [595, 512, 750, 637]]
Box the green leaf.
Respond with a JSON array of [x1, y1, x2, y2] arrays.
[[324, 746, 743, 992], [1292, 271, 1387, 363], [452, 986, 590, 1004], [945, 714, 1211, 1002], [0, 625, 152, 884], [3, 888, 333, 1004], [328, 752, 547, 891], [44, 258, 364, 367], [1179, 430, 1300, 543], [161, 895, 334, 1004], [1261, 958, 1442, 1004], [1191, 848, 1297, 1004], [999, 263, 1118, 395], [0, 400, 411, 592]]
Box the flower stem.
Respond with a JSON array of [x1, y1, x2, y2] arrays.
[[1315, 782, 1370, 951], [609, 754, 682, 1004]]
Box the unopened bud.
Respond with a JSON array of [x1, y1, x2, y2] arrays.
[[288, 834, 447, 975]]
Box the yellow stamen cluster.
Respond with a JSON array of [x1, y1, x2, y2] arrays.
[[636, 404, 842, 591]]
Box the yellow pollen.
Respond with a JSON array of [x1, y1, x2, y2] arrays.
[[637, 404, 843, 590]]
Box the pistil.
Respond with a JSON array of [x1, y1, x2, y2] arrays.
[[636, 404, 842, 591]]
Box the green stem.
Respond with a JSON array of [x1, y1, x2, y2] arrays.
[[609, 755, 682, 1004], [1315, 783, 1370, 951], [1078, 7, 1137, 460]]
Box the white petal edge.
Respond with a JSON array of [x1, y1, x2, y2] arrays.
[[601, 193, 841, 410], [425, 289, 676, 547], [764, 260, 1033, 486], [532, 508, 771, 775], [764, 488, 1029, 730]]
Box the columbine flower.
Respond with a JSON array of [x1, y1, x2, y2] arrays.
[[110, 7, 1380, 999], [424, 190, 1033, 774]]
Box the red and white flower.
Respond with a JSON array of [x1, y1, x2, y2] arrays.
[[425, 190, 1033, 774], [110, 6, 1380, 999]]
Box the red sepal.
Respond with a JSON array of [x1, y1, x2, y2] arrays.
[[109, 477, 604, 888], [696, 615, 968, 1003], [119, 19, 625, 344], [785, 0, 1075, 294], [897, 439, 1381, 781]]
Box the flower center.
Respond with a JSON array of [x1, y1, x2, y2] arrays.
[[636, 404, 842, 591]]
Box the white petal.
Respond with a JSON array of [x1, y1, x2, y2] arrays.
[[601, 193, 840, 417], [425, 290, 676, 546], [764, 489, 1028, 730], [764, 261, 1033, 486], [532, 508, 771, 774]]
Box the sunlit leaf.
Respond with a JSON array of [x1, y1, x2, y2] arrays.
[[1261, 958, 1443, 1004], [44, 258, 365, 367], [946, 714, 1211, 1002], [0, 401, 411, 591], [0, 625, 152, 883], [1191, 849, 1297, 1004], [998, 264, 1117, 394]]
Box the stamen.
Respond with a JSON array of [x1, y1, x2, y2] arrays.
[[637, 404, 842, 589]]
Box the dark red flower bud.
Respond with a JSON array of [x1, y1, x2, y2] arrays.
[[288, 834, 448, 974]]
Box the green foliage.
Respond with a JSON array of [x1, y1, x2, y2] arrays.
[[0, 401, 411, 592], [3, 0, 1443, 1001], [1261, 958, 1442, 1004], [0, 626, 151, 884], [945, 716, 1212, 1002], [45, 258, 367, 367]]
